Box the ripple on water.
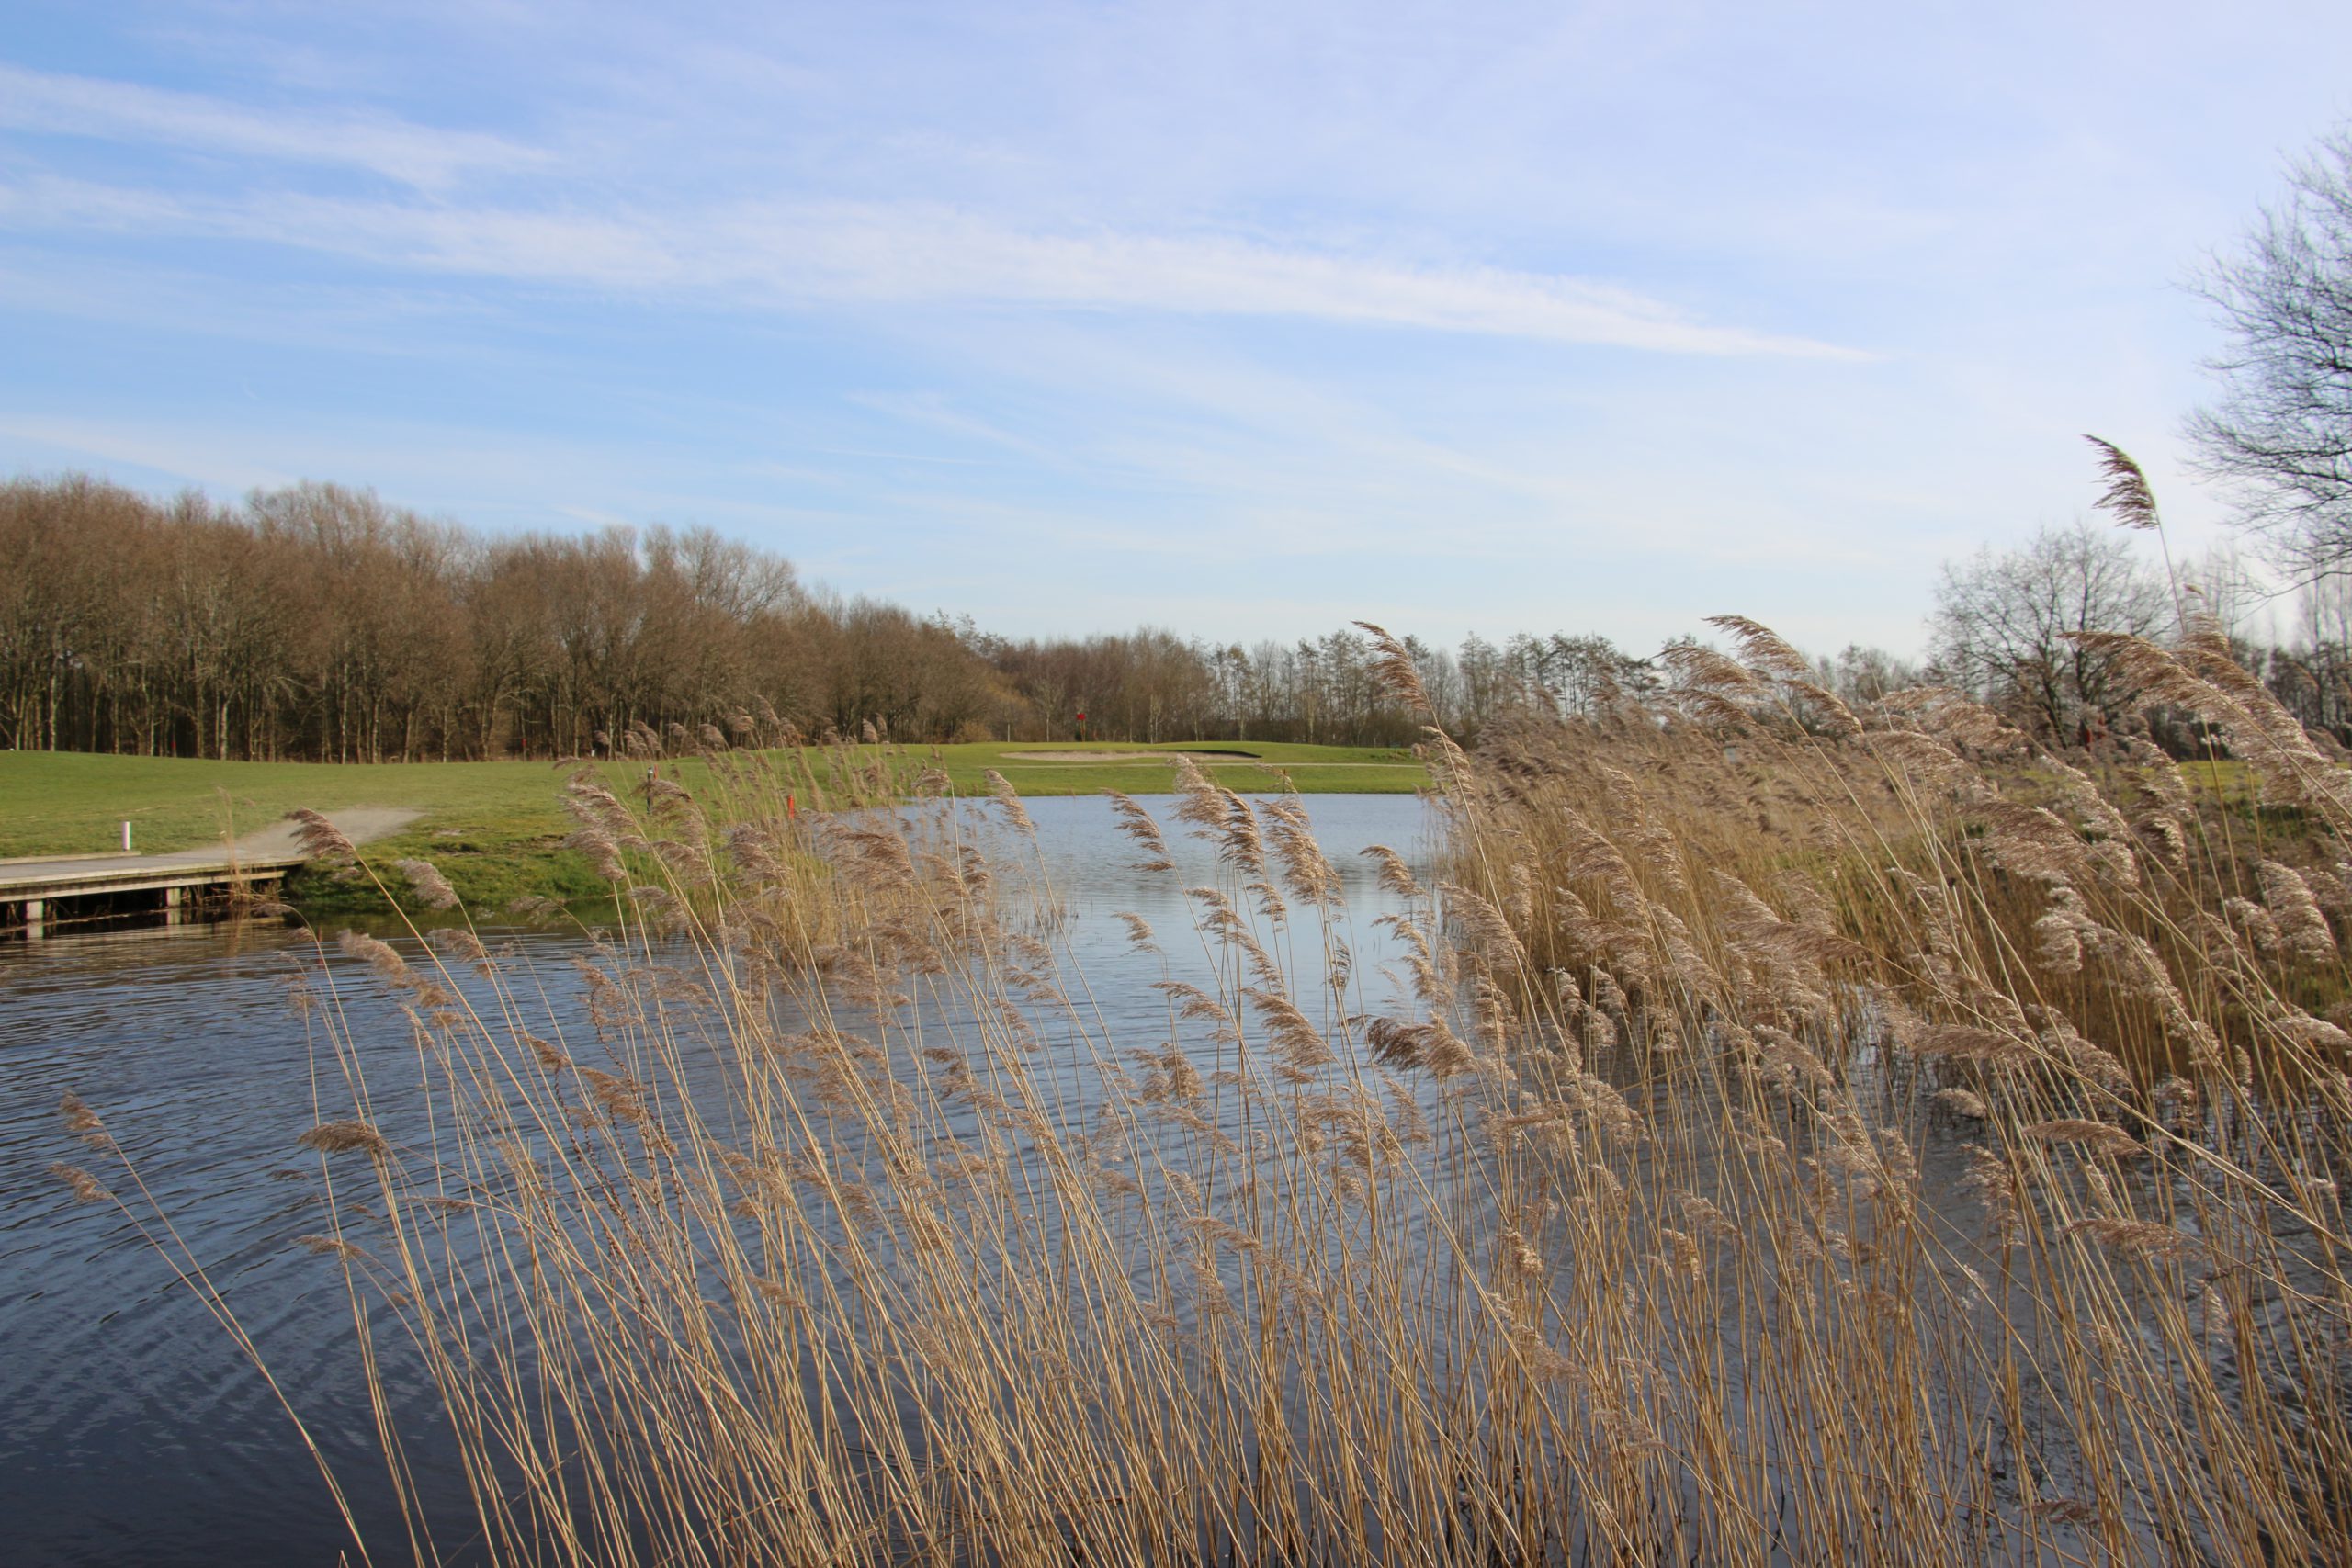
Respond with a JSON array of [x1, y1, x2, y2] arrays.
[[1, 793, 1441, 1567]]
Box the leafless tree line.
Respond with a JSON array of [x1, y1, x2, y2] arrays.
[[0, 476, 1012, 760], [1, 475, 1677, 759], [40, 471, 2352, 767], [1927, 517, 2352, 751], [973, 625, 1666, 747]]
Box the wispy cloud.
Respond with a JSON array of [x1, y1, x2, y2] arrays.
[[13, 4, 2334, 652], [751, 209, 1869, 357], [0, 63, 545, 191], [0, 172, 1863, 356]]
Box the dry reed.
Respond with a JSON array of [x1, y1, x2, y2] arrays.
[[57, 632, 2352, 1565]]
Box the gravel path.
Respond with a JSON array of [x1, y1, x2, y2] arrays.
[[1, 807, 422, 877]]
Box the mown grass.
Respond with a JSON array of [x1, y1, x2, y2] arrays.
[[0, 739, 1423, 915], [926, 738, 1424, 796]]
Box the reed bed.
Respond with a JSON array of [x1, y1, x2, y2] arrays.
[[55, 617, 2352, 1564]]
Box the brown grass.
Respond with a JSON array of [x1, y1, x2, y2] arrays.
[[59, 622, 2352, 1564]]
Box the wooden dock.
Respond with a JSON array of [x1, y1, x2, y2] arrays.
[[1, 850, 304, 936]]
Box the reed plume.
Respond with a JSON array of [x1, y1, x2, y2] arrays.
[[285, 807, 356, 864], [68, 613, 2352, 1567], [2084, 434, 2163, 531]]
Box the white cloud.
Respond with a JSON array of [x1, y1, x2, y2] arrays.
[[730, 208, 1870, 357], [0, 172, 1864, 357], [0, 64, 545, 190]]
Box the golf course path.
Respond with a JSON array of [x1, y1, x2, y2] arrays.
[[1, 807, 422, 878]]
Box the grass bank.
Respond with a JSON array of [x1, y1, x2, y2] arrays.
[[0, 740, 1423, 915]]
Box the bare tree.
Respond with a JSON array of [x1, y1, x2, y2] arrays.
[[1931, 521, 2170, 741], [1818, 644, 1921, 706], [2189, 124, 2352, 580]]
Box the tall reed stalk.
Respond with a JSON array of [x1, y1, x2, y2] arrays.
[[58, 634, 2352, 1563]]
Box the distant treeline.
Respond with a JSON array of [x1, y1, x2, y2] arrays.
[[1, 474, 1686, 761]]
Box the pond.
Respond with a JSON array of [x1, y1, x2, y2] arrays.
[[0, 793, 1442, 1568], [16, 779, 2313, 1566]]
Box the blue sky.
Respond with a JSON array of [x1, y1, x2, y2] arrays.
[[4, 1, 2349, 655]]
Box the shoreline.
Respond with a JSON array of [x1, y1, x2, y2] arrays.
[[3, 742, 1430, 918]]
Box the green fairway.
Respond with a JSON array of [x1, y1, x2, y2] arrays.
[[0, 740, 1427, 915], [920, 739, 1427, 799]]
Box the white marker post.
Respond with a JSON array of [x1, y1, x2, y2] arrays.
[[122, 821, 133, 852]]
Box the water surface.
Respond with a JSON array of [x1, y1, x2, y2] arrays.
[[0, 793, 1438, 1567]]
